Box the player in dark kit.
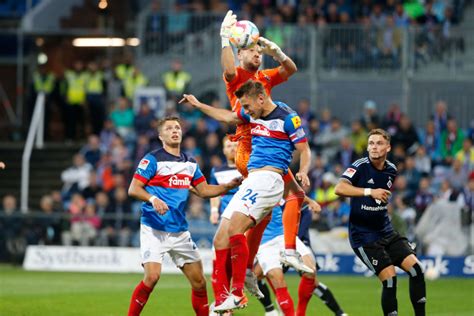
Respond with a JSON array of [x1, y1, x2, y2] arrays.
[[335, 128, 426, 316]]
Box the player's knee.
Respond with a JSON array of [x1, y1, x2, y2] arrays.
[[407, 262, 424, 280], [382, 276, 397, 288], [191, 276, 207, 291], [268, 270, 286, 289], [213, 227, 229, 249], [144, 272, 160, 288]]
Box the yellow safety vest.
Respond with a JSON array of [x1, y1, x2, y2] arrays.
[[85, 71, 104, 94], [314, 186, 338, 205], [115, 64, 134, 81], [124, 73, 148, 99], [33, 72, 55, 94], [65, 70, 86, 104], [162, 71, 191, 94]]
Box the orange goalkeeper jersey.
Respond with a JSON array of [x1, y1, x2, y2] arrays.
[[224, 66, 287, 177]]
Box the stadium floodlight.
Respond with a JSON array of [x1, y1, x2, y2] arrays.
[[72, 37, 125, 47], [126, 38, 140, 46]]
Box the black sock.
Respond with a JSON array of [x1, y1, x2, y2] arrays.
[[408, 263, 426, 316], [382, 276, 398, 316], [257, 280, 275, 312], [314, 282, 345, 315]]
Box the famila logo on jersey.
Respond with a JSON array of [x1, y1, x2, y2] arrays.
[[168, 175, 191, 187], [251, 125, 270, 136]]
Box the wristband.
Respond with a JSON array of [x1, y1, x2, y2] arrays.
[[148, 196, 158, 203], [364, 188, 372, 196], [275, 51, 288, 63], [211, 207, 219, 214], [221, 38, 230, 48]]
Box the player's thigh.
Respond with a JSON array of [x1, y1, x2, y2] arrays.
[[385, 232, 416, 268], [354, 243, 393, 276], [168, 231, 202, 271], [181, 260, 206, 290], [257, 236, 284, 276], [140, 224, 168, 265]]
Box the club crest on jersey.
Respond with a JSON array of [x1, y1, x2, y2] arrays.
[[387, 179, 392, 188], [138, 159, 150, 170], [343, 168, 356, 178], [270, 121, 279, 130], [291, 116, 302, 129], [251, 125, 270, 136], [168, 175, 191, 187]]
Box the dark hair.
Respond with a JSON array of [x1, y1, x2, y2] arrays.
[[235, 80, 266, 99], [368, 128, 391, 142], [157, 116, 180, 133]]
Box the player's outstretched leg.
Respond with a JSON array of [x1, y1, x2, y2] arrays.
[[182, 261, 209, 316], [257, 279, 279, 316], [212, 218, 232, 306]]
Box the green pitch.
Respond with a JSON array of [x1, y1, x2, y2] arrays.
[[1, 265, 473, 315]]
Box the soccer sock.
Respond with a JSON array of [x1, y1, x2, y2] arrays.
[[313, 282, 345, 315], [229, 234, 249, 297], [297, 276, 316, 316], [128, 280, 153, 316], [275, 287, 295, 316], [213, 248, 231, 305], [191, 288, 209, 316], [408, 263, 426, 316], [246, 214, 271, 269], [381, 276, 398, 316], [257, 280, 275, 312], [283, 192, 305, 250]]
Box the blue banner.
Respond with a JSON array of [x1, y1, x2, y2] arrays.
[[314, 254, 474, 278]]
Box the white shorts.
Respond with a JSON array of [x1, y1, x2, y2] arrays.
[[256, 235, 312, 275], [221, 170, 284, 223], [140, 224, 201, 268]]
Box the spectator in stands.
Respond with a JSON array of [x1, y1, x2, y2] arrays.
[[446, 158, 468, 191], [162, 59, 191, 101], [79, 134, 102, 168], [414, 177, 435, 221], [287, 15, 311, 68], [296, 98, 315, 136], [319, 107, 332, 132], [85, 61, 106, 135], [455, 138, 474, 173], [134, 102, 156, 136], [370, 3, 387, 28], [440, 118, 465, 164], [431, 100, 451, 137], [460, 172, 474, 248], [62, 193, 97, 246], [94, 191, 112, 219], [60, 153, 93, 201], [403, 156, 422, 193], [100, 187, 133, 247], [0, 195, 24, 262], [393, 195, 416, 241], [124, 67, 148, 101], [360, 100, 380, 130], [64, 60, 87, 140], [309, 154, 326, 195], [327, 197, 350, 229], [99, 119, 118, 151], [418, 119, 442, 164], [29, 63, 56, 138], [35, 194, 61, 245], [392, 114, 420, 155], [133, 135, 151, 168], [145, 0, 166, 54], [414, 146, 432, 176], [312, 172, 339, 231], [350, 120, 368, 157], [383, 103, 403, 136], [393, 3, 410, 27], [316, 117, 349, 162], [376, 15, 402, 68], [110, 97, 135, 146], [82, 171, 102, 201], [334, 137, 359, 169], [393, 174, 411, 201]]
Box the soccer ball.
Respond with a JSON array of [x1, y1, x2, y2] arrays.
[[230, 20, 259, 49]]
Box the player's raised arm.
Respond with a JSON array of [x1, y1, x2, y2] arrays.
[[220, 10, 237, 82], [193, 177, 242, 198], [179, 94, 242, 125], [258, 37, 297, 79]]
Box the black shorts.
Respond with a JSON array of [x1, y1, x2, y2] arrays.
[[353, 232, 415, 275]]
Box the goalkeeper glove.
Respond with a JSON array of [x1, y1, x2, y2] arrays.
[[220, 10, 237, 48], [258, 37, 288, 63]]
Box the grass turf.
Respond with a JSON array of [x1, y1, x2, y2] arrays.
[[0, 265, 473, 315]]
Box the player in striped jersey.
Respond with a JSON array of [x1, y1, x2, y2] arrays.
[[181, 80, 312, 312], [127, 117, 241, 316]]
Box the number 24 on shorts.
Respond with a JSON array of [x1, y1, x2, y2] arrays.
[[241, 189, 258, 204]]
